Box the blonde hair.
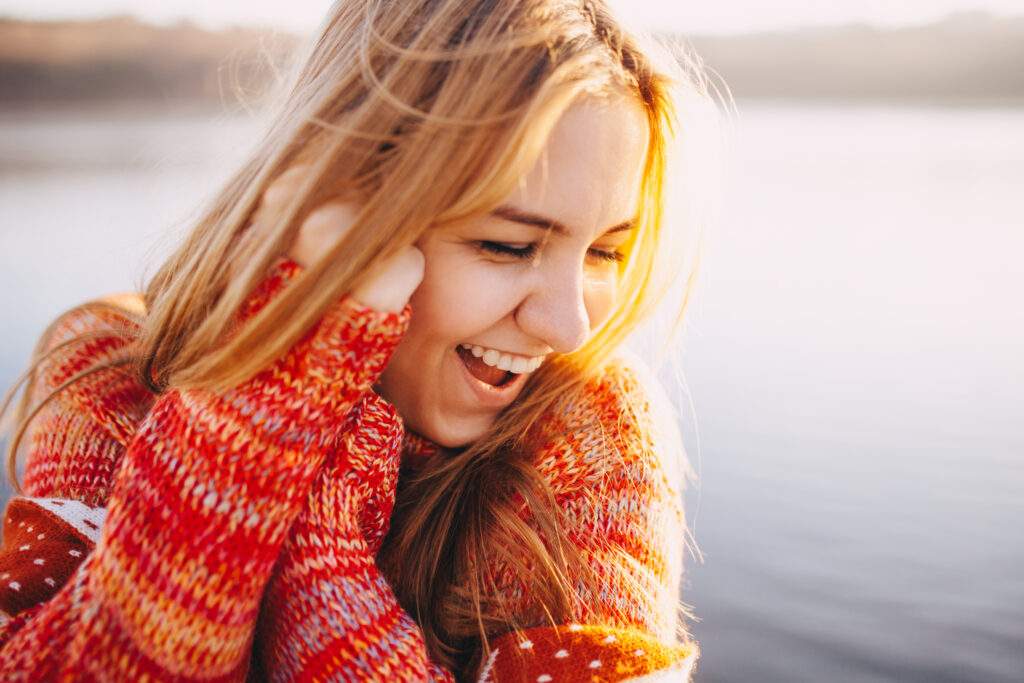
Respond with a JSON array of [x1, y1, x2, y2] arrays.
[[4, 0, 716, 677]]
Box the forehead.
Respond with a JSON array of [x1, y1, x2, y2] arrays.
[[504, 97, 649, 238]]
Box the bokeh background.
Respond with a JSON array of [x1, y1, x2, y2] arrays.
[[1, 1, 1022, 681]]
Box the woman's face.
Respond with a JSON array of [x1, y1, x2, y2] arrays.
[[375, 96, 649, 447]]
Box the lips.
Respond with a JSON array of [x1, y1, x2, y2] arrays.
[[456, 345, 513, 386]]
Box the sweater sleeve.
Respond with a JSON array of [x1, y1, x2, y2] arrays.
[[0, 298, 151, 622], [531, 359, 689, 640], [19, 295, 153, 506], [472, 359, 697, 683], [251, 393, 456, 682], [0, 262, 410, 680], [469, 359, 698, 683]]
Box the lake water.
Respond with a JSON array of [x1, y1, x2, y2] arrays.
[[1, 101, 1022, 682]]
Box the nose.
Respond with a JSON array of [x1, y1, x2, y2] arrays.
[[514, 261, 591, 355]]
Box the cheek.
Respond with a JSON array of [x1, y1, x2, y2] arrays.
[[583, 270, 619, 331], [411, 255, 524, 338], [410, 267, 482, 339]]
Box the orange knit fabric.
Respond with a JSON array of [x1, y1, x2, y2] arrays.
[[481, 625, 697, 682], [0, 261, 695, 681], [499, 364, 686, 640]]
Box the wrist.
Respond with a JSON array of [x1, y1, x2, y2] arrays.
[[305, 297, 410, 387]]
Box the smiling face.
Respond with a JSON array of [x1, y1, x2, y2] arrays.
[[374, 96, 649, 447]]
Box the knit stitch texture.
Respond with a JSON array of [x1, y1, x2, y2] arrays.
[[0, 261, 696, 681]]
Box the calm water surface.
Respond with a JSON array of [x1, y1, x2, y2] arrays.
[[0, 101, 1021, 682]]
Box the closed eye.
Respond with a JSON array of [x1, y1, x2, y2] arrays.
[[478, 241, 538, 260], [480, 241, 624, 264], [588, 247, 624, 264]]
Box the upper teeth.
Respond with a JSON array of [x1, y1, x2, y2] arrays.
[[460, 344, 546, 374]]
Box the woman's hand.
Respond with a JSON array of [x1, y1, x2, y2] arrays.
[[253, 166, 424, 314]]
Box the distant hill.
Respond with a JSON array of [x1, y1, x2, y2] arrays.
[[1, 14, 1023, 104], [690, 13, 1024, 102], [0, 16, 297, 104]]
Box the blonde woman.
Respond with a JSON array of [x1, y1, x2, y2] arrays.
[[0, 0, 714, 680]]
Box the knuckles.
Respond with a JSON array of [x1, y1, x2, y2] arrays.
[[254, 167, 424, 314], [351, 246, 424, 314], [288, 202, 361, 269]]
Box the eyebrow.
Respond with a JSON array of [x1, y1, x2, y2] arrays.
[[492, 206, 635, 236]]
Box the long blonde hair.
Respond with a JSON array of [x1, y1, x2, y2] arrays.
[[5, 0, 715, 677]]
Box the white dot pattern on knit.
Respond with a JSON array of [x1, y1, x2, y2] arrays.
[[26, 498, 107, 545], [516, 631, 669, 683], [482, 623, 702, 683]]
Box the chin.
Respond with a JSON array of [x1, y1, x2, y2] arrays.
[[413, 413, 493, 449]]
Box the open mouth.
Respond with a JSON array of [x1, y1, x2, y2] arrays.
[[456, 345, 515, 387]]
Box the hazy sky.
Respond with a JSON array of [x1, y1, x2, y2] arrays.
[[1, 0, 1022, 35]]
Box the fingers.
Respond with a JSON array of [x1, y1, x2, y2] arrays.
[[261, 165, 308, 211], [250, 166, 359, 270], [287, 201, 360, 269], [351, 246, 424, 314], [248, 165, 309, 243], [249, 165, 424, 313]]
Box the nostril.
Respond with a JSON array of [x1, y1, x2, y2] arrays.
[[513, 269, 592, 354]]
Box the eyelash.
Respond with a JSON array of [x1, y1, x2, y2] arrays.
[[478, 241, 624, 264]]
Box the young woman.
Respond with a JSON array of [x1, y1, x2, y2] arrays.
[[0, 0, 714, 680]]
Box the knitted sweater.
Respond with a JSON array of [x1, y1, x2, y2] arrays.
[[0, 261, 696, 681]]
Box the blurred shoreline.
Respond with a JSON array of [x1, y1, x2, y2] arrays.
[[2, 13, 1024, 105], [0, 16, 298, 106]]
